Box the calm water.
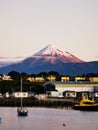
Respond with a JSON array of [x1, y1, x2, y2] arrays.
[[0, 107, 98, 130]]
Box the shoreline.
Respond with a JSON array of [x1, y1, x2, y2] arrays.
[[0, 97, 76, 108]]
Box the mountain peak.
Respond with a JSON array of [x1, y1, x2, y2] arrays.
[[33, 44, 84, 63], [46, 44, 55, 49], [1, 44, 98, 75], [34, 44, 59, 56]]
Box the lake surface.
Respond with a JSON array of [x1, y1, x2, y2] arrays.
[[0, 107, 98, 130]]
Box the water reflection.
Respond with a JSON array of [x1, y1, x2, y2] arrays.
[[0, 107, 98, 130]]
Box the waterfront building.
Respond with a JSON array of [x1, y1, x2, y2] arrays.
[[2, 74, 12, 81], [75, 76, 86, 82], [63, 91, 77, 98], [0, 75, 1, 81], [61, 76, 70, 82], [13, 92, 28, 98], [27, 76, 45, 82], [89, 77, 98, 82], [94, 86, 98, 99], [27, 77, 35, 82], [46, 91, 63, 98], [5, 92, 10, 98], [35, 77, 45, 82], [53, 81, 97, 92], [47, 75, 56, 81], [53, 81, 98, 98], [0, 93, 2, 98]]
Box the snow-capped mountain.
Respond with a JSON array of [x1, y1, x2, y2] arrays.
[[33, 44, 84, 63], [0, 44, 98, 75]]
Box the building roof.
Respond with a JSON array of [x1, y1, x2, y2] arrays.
[[53, 81, 98, 85]]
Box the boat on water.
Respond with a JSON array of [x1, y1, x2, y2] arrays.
[[17, 107, 28, 116], [73, 96, 98, 111], [17, 77, 28, 116]]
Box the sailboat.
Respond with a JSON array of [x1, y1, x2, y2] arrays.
[[17, 77, 28, 116]]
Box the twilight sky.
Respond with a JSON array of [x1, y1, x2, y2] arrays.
[[0, 0, 98, 62]]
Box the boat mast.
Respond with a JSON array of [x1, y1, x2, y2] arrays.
[[21, 77, 22, 108]]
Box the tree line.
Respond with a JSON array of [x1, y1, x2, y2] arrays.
[[1, 70, 98, 81], [0, 71, 57, 94], [0, 70, 98, 94]]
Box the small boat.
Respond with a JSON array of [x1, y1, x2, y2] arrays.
[[17, 77, 28, 116], [17, 107, 28, 116], [73, 96, 98, 111]]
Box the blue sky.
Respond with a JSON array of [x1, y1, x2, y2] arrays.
[[0, 0, 98, 62]]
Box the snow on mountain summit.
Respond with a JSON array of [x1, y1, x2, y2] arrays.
[[33, 44, 84, 63], [34, 44, 68, 56]]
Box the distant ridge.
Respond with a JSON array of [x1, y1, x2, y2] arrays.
[[0, 44, 98, 76]]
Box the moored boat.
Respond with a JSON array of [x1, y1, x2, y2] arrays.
[[17, 77, 28, 116], [17, 107, 28, 116], [73, 96, 98, 111]]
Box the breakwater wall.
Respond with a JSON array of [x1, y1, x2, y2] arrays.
[[0, 97, 79, 108]]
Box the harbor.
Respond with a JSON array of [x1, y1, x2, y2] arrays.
[[0, 107, 98, 130]]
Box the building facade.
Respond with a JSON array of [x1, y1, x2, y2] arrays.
[[54, 81, 97, 92]]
